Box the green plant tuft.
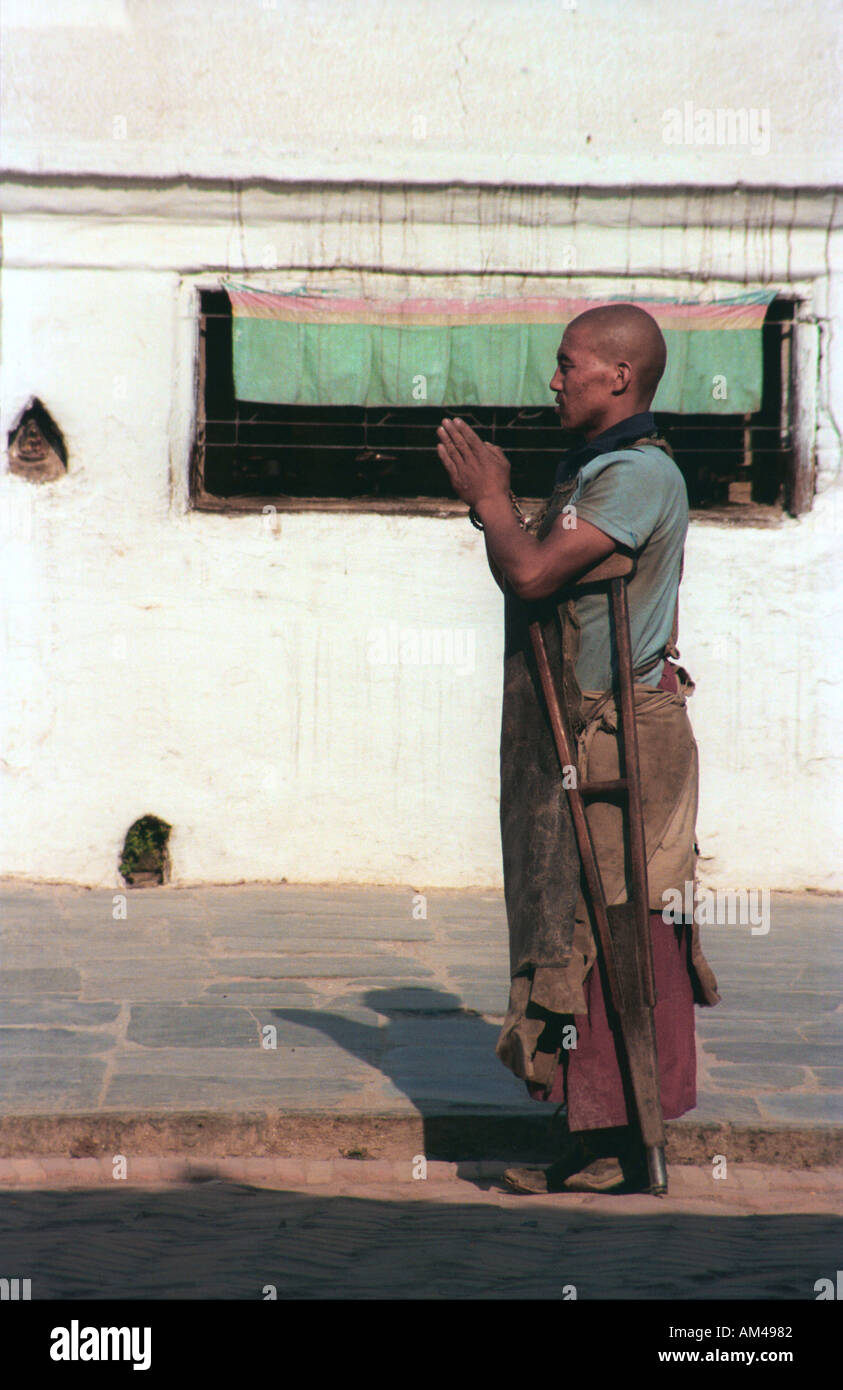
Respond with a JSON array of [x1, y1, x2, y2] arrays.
[[120, 814, 172, 884]]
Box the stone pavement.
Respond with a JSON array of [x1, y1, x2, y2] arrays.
[[0, 882, 840, 1163]]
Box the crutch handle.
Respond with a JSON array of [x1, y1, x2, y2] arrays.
[[575, 551, 635, 585]]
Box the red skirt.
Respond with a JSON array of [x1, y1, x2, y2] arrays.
[[527, 659, 697, 1131], [527, 913, 697, 1129]]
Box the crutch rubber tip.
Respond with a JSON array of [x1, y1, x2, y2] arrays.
[[646, 1145, 668, 1196]]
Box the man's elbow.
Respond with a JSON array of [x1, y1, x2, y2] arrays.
[[509, 552, 605, 599], [508, 565, 563, 601]]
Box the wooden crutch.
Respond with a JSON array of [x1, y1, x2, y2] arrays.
[[528, 551, 668, 1196]]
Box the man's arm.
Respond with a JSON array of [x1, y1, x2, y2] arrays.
[[483, 538, 506, 592], [476, 491, 616, 599], [438, 416, 616, 599]]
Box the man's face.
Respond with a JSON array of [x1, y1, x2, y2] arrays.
[[549, 324, 617, 438]]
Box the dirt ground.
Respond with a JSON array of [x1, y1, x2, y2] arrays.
[[1, 1164, 840, 1300]]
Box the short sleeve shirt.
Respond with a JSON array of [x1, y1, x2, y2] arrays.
[[567, 445, 688, 691]]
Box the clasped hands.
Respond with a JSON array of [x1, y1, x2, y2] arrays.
[[436, 416, 511, 510]]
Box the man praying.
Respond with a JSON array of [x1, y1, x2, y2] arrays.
[[437, 303, 719, 1195]]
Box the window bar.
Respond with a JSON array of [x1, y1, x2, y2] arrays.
[[780, 321, 793, 450]]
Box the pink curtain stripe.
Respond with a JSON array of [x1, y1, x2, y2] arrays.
[[225, 285, 772, 332]]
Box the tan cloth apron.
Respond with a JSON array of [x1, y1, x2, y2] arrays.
[[495, 441, 720, 1090]]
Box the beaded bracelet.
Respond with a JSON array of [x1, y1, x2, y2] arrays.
[[469, 493, 528, 531]]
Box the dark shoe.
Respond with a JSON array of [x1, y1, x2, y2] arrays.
[[502, 1165, 557, 1195], [503, 1121, 652, 1195], [503, 1150, 623, 1194], [561, 1156, 626, 1193], [503, 1129, 592, 1194]]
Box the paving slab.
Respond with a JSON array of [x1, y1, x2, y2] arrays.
[[0, 968, 82, 994], [813, 1068, 843, 1089], [2, 1059, 106, 1110], [208, 954, 433, 979], [103, 1076, 368, 1110], [126, 1004, 262, 1048], [0, 1028, 113, 1056], [755, 1093, 843, 1123], [0, 1002, 121, 1026]]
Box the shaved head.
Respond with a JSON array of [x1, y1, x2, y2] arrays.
[[550, 303, 668, 439], [566, 304, 667, 402]]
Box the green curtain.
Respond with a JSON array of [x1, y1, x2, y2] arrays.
[[228, 290, 775, 414]]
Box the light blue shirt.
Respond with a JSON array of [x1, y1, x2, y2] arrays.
[[567, 445, 688, 691]]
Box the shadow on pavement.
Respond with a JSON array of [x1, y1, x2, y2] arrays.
[[0, 1183, 838, 1299], [269, 986, 556, 1160]]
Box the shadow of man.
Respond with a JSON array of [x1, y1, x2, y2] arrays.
[[269, 985, 546, 1166]]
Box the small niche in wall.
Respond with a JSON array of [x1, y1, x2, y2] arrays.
[[7, 398, 68, 483], [119, 815, 172, 888]]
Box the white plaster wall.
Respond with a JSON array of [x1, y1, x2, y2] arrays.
[[0, 0, 841, 891], [1, 0, 841, 185], [684, 500, 843, 895], [0, 181, 840, 891], [0, 266, 505, 887]]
